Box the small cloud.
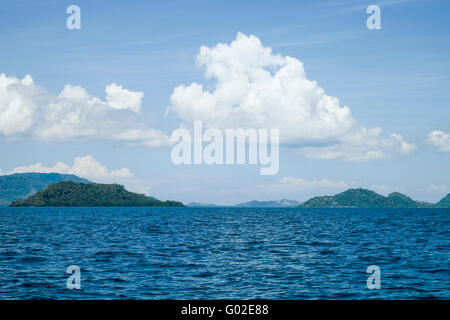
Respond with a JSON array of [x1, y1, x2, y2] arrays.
[[279, 177, 348, 190], [113, 128, 172, 147], [301, 128, 417, 161], [429, 184, 448, 194], [427, 130, 450, 152], [269, 177, 349, 194], [105, 83, 143, 113], [262, 176, 350, 202]]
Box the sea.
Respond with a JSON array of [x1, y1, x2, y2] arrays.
[[0, 207, 448, 299]]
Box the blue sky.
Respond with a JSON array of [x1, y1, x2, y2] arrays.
[[0, 0, 449, 204]]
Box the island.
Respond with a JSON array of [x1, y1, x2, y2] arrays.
[[298, 188, 450, 208], [9, 181, 184, 207]]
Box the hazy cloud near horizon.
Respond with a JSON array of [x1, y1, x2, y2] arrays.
[[3, 155, 133, 181]]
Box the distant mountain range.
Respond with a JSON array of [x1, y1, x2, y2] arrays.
[[187, 199, 300, 207], [187, 202, 217, 207], [235, 199, 300, 207], [10, 181, 184, 207], [0, 173, 90, 206]]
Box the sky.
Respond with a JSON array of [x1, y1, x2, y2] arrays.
[[0, 0, 449, 205]]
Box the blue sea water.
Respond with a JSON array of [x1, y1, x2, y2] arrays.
[[0, 207, 448, 300]]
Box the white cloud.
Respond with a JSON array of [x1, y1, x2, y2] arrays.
[[113, 128, 171, 147], [169, 33, 416, 161], [105, 83, 143, 113], [0, 73, 170, 147], [8, 155, 133, 181], [0, 74, 38, 135], [265, 176, 349, 197], [429, 184, 448, 194], [302, 129, 417, 161], [277, 177, 349, 191], [427, 130, 450, 152]]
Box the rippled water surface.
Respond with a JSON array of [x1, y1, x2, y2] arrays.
[[0, 207, 448, 299]]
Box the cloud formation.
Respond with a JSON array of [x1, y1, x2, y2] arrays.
[[105, 83, 143, 113], [6, 155, 133, 181], [0, 73, 170, 146], [302, 129, 416, 161], [427, 130, 450, 152], [429, 184, 448, 194], [169, 33, 416, 161], [276, 176, 349, 191]]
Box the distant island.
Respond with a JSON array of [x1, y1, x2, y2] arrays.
[[187, 202, 217, 207], [236, 199, 300, 207], [0, 172, 90, 206], [298, 188, 450, 208], [9, 181, 184, 207]]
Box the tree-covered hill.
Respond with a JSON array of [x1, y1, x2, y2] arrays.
[[9, 181, 184, 207], [0, 173, 90, 206], [385, 192, 418, 208]]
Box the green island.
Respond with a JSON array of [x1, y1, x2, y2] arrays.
[[298, 188, 450, 208], [9, 181, 184, 207]]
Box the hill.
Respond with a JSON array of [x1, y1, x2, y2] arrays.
[[0, 173, 90, 206], [385, 192, 418, 208], [10, 181, 184, 207], [299, 188, 436, 208]]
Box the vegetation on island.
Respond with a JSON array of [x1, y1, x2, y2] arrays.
[[9, 181, 184, 207]]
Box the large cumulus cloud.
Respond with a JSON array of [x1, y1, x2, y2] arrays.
[[169, 32, 416, 161]]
